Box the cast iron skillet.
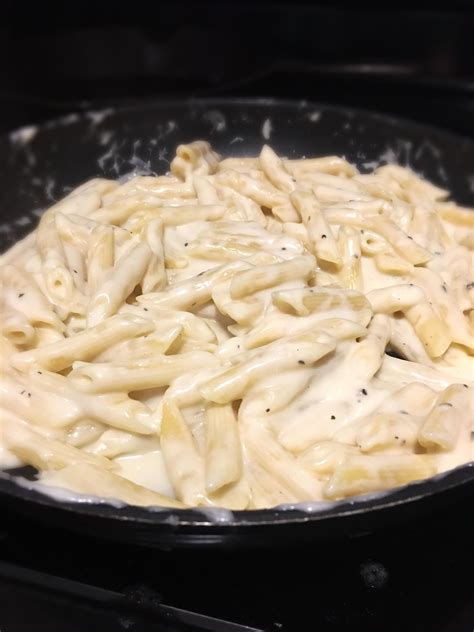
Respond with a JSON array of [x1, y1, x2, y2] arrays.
[[0, 99, 473, 548]]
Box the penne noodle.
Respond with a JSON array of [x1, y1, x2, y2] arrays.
[[69, 351, 218, 393], [11, 314, 153, 372], [230, 255, 314, 300], [160, 400, 206, 505], [204, 403, 243, 493], [41, 463, 185, 508], [87, 242, 152, 326], [291, 191, 341, 266]]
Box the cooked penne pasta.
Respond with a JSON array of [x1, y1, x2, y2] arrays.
[[291, 191, 341, 266], [160, 400, 206, 505], [11, 314, 153, 372], [0, 141, 471, 510], [87, 242, 152, 326], [204, 403, 243, 493]]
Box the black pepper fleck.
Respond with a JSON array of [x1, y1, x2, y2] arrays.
[[27, 392, 31, 398], [466, 282, 474, 290], [360, 229, 365, 234], [400, 410, 408, 415], [184, 242, 189, 247], [18, 293, 24, 298], [197, 271, 205, 277], [407, 236, 413, 240], [265, 408, 270, 413], [441, 284, 448, 293], [20, 390, 25, 395], [463, 384, 468, 388], [321, 234, 327, 239], [331, 415, 336, 420], [394, 436, 399, 440], [440, 402, 453, 407], [73, 269, 78, 274], [37, 371, 42, 375], [298, 360, 305, 365], [361, 388, 368, 396], [143, 308, 148, 311], [353, 254, 359, 259], [281, 247, 287, 251]]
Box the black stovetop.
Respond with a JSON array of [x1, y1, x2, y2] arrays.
[[1, 4, 473, 631], [1, 490, 473, 632]]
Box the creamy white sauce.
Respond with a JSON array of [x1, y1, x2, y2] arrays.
[[1, 144, 473, 512]]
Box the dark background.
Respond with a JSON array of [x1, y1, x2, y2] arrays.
[[1, 1, 474, 136], [1, 3, 474, 631]]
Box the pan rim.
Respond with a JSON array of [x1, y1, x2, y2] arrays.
[[3, 96, 473, 148], [1, 97, 473, 530], [0, 463, 472, 528]]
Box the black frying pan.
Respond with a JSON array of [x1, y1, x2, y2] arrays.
[[1, 99, 473, 548]]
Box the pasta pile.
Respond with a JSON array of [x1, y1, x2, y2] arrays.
[[0, 141, 473, 510]]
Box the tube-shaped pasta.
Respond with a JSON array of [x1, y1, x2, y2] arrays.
[[41, 463, 185, 508], [81, 392, 155, 435], [242, 423, 323, 500], [159, 204, 226, 226], [170, 141, 220, 179], [374, 251, 413, 274], [230, 255, 314, 300], [0, 372, 82, 428], [404, 302, 451, 358], [160, 400, 206, 505], [344, 314, 391, 381], [1, 309, 36, 347], [204, 403, 243, 493], [244, 313, 367, 350], [338, 226, 362, 290], [11, 313, 153, 372], [200, 331, 336, 404], [324, 454, 436, 499], [313, 184, 372, 205], [291, 191, 341, 266], [272, 286, 372, 322], [193, 175, 220, 204], [69, 351, 218, 393], [138, 261, 250, 311], [85, 428, 159, 459], [87, 224, 115, 294], [324, 209, 432, 265], [298, 441, 359, 474], [3, 418, 114, 472], [355, 413, 419, 453], [96, 325, 182, 362], [376, 164, 449, 202], [367, 284, 426, 314], [36, 217, 74, 303], [259, 145, 295, 193], [417, 384, 467, 451], [284, 156, 357, 177], [87, 242, 152, 326], [141, 218, 167, 293], [216, 169, 287, 208]]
